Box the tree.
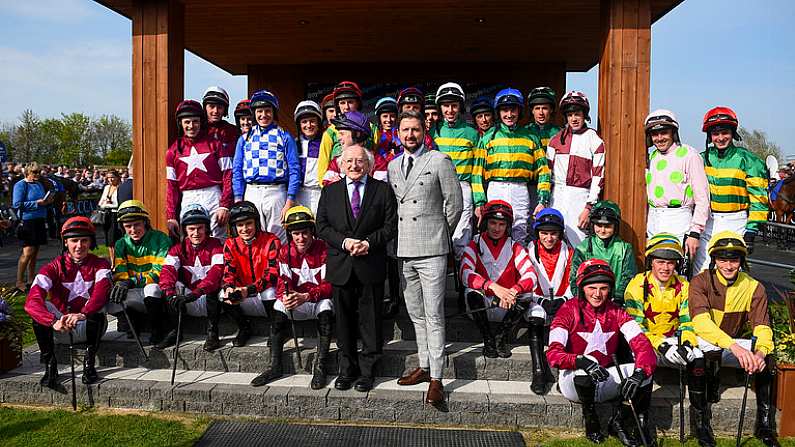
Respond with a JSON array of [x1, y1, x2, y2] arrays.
[[737, 127, 783, 163], [90, 115, 132, 160], [11, 109, 40, 162], [58, 113, 94, 165]]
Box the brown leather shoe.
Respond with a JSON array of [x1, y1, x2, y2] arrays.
[[425, 379, 445, 408], [397, 367, 431, 386]]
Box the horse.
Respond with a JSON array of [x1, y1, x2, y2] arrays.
[[769, 174, 795, 224]]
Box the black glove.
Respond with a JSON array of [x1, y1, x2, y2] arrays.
[[170, 293, 196, 312], [576, 356, 610, 383], [540, 296, 566, 317], [621, 368, 647, 401], [743, 231, 756, 255], [110, 280, 131, 304]]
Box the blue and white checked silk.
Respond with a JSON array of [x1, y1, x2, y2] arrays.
[[244, 126, 286, 179]]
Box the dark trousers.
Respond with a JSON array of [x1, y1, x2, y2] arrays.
[[333, 272, 383, 378]]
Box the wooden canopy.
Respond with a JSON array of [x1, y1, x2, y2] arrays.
[[96, 0, 683, 253]]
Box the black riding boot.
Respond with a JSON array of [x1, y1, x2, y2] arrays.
[[753, 359, 781, 447], [467, 292, 497, 358], [311, 311, 333, 390], [224, 303, 251, 347], [495, 308, 522, 358], [705, 357, 722, 403], [33, 322, 59, 389], [203, 294, 222, 352], [632, 383, 656, 447], [144, 296, 170, 346], [574, 375, 606, 443], [528, 317, 550, 395], [609, 400, 640, 447], [154, 300, 182, 350], [81, 313, 106, 384], [251, 311, 288, 387], [689, 359, 716, 447]]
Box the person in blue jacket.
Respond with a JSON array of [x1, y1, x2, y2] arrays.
[[232, 89, 301, 243], [12, 162, 54, 292]]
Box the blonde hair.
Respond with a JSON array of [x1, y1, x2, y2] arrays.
[[24, 162, 40, 175]]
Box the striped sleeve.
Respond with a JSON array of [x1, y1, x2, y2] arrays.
[[165, 145, 180, 221], [253, 237, 282, 293], [531, 135, 551, 204], [145, 233, 171, 285], [744, 155, 769, 233], [587, 139, 606, 203], [218, 138, 235, 209], [546, 301, 578, 370], [619, 310, 657, 377], [316, 127, 335, 185], [677, 280, 698, 346], [513, 243, 537, 294], [470, 144, 487, 206], [112, 238, 129, 282], [460, 241, 489, 291], [159, 245, 182, 297]]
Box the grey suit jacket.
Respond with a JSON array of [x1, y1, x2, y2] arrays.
[[387, 147, 463, 258]]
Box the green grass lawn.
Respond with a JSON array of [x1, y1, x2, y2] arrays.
[[0, 406, 209, 447]]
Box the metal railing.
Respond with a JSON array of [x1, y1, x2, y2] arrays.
[[760, 221, 795, 250]]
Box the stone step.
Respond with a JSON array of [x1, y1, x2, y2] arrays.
[[0, 359, 769, 434], [80, 320, 748, 386]]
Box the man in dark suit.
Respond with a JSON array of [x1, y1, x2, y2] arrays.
[[316, 143, 397, 392]]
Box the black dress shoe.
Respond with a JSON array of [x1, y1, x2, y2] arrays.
[[354, 376, 374, 392], [334, 376, 355, 390]]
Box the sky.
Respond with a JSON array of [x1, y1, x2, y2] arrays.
[[1, 0, 793, 160]]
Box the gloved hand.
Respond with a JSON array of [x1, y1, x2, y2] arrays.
[[170, 293, 196, 312], [576, 355, 610, 383], [110, 280, 131, 304], [659, 342, 687, 367], [540, 296, 567, 317], [677, 341, 698, 363], [621, 368, 647, 401], [743, 231, 756, 255]]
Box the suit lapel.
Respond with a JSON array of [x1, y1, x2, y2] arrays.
[[339, 179, 355, 229], [354, 176, 375, 231], [400, 151, 432, 200]]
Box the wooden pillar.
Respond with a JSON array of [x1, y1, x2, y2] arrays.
[[131, 0, 184, 230], [598, 0, 650, 254]]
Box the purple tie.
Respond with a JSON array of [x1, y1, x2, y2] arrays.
[[351, 181, 361, 219]]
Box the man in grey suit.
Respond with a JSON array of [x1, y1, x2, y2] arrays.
[[387, 110, 463, 409]]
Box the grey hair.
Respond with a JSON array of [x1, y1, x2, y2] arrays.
[[338, 144, 373, 173]]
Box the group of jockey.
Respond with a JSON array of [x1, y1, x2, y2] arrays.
[[23, 81, 781, 447]]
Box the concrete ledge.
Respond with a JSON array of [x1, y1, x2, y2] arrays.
[[0, 366, 768, 433]]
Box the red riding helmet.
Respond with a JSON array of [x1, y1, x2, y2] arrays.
[[479, 200, 514, 232], [575, 258, 616, 291], [61, 216, 96, 240], [333, 81, 363, 104], [234, 99, 252, 118], [702, 106, 738, 132]]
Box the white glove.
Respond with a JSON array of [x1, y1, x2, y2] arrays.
[[660, 342, 687, 367], [677, 342, 700, 363]]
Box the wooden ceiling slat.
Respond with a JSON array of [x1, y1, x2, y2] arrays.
[[95, 0, 681, 75]]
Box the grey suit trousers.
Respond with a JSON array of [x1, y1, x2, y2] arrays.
[[401, 254, 448, 379]]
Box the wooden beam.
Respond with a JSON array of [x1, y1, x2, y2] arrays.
[[131, 0, 184, 230], [597, 0, 651, 256]]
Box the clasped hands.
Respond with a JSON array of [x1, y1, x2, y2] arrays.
[[52, 313, 86, 332], [344, 238, 369, 256], [282, 291, 309, 311], [488, 283, 518, 309]]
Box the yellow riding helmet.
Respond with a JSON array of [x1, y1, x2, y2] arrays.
[[645, 233, 684, 261], [707, 230, 747, 258], [283, 205, 315, 232], [117, 199, 150, 223]]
